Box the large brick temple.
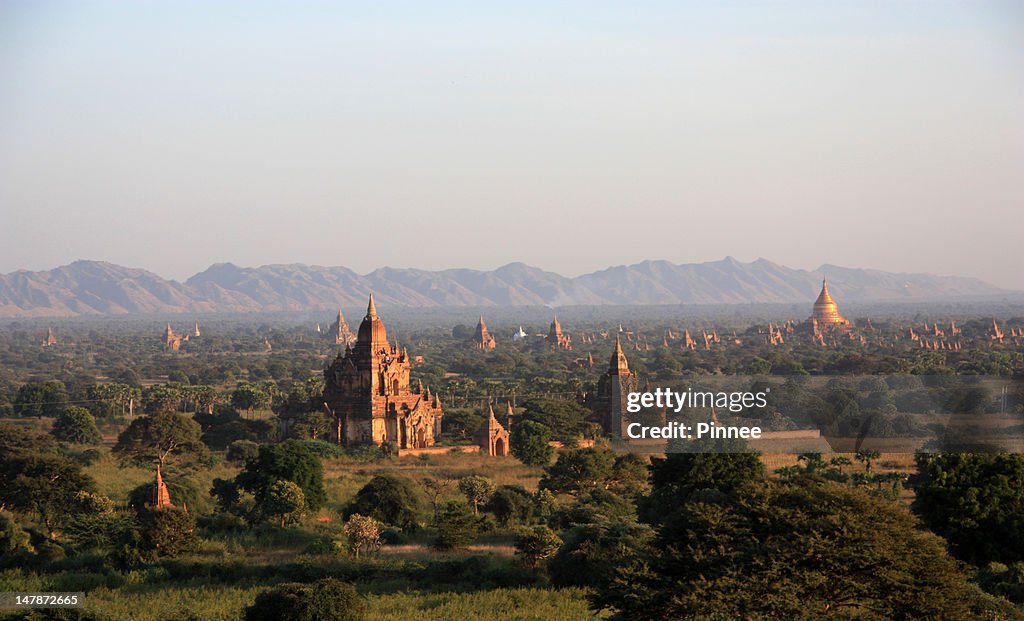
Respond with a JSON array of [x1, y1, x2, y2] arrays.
[[323, 295, 443, 448]]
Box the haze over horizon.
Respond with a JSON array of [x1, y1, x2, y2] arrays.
[[2, 2, 1022, 287]]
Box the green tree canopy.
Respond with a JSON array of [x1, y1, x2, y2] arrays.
[[432, 501, 478, 551], [245, 578, 365, 621], [343, 474, 424, 532], [457, 475, 495, 515], [519, 398, 589, 444], [139, 506, 198, 558], [265, 479, 305, 528], [514, 525, 562, 568], [549, 520, 654, 588], [0, 449, 95, 535], [913, 452, 1024, 565], [540, 447, 615, 495], [483, 485, 536, 527], [235, 440, 327, 512], [13, 380, 68, 418], [52, 406, 103, 445], [639, 439, 764, 525], [510, 420, 554, 467], [113, 410, 207, 468], [596, 476, 981, 620]]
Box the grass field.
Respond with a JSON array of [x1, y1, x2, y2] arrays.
[[63, 586, 601, 621]]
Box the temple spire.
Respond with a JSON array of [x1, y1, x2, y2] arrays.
[[366, 294, 377, 319], [609, 334, 630, 374], [810, 277, 848, 327]]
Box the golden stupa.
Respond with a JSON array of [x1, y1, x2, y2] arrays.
[[809, 278, 850, 327]]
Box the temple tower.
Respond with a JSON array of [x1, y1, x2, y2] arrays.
[[324, 295, 443, 448], [809, 279, 850, 327], [547, 315, 572, 350], [153, 464, 174, 509], [469, 315, 497, 350], [594, 335, 640, 437], [474, 404, 510, 456], [327, 309, 354, 345]]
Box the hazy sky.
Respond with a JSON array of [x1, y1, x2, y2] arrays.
[[1, 1, 1022, 287]]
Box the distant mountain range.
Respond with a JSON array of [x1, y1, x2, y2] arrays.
[[0, 258, 1015, 318]]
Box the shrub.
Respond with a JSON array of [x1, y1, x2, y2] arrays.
[[344, 475, 424, 532], [235, 440, 328, 512], [433, 502, 478, 551], [302, 439, 346, 459], [226, 440, 260, 464], [549, 521, 653, 588], [0, 512, 34, 557], [265, 480, 305, 528], [514, 525, 561, 568], [343, 514, 382, 559], [140, 507, 198, 557], [245, 578, 366, 621], [457, 475, 495, 515], [510, 420, 554, 467], [52, 407, 103, 445], [484, 485, 535, 526]]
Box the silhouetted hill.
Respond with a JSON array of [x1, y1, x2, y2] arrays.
[[0, 258, 1013, 317]]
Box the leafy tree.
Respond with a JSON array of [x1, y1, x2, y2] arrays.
[[548, 488, 636, 530], [549, 520, 654, 588], [235, 440, 327, 512], [913, 452, 1024, 565], [540, 447, 615, 495], [210, 477, 241, 514], [86, 383, 140, 419], [226, 439, 260, 464], [198, 407, 275, 450], [52, 406, 103, 445], [265, 480, 305, 527], [639, 440, 764, 526], [519, 398, 589, 444], [484, 485, 536, 526], [245, 578, 366, 621], [433, 501, 478, 550], [441, 408, 485, 441], [291, 410, 332, 441], [13, 380, 68, 418], [609, 453, 650, 497], [422, 477, 454, 523], [231, 382, 272, 416], [113, 411, 207, 468], [457, 475, 495, 515], [0, 421, 58, 453], [510, 420, 554, 467], [975, 562, 1024, 606], [343, 514, 382, 559], [142, 384, 184, 415], [140, 506, 197, 557], [855, 449, 881, 473], [344, 474, 424, 532], [0, 512, 34, 556], [596, 478, 979, 620], [0, 450, 94, 535], [63, 492, 137, 552], [514, 525, 561, 568]]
